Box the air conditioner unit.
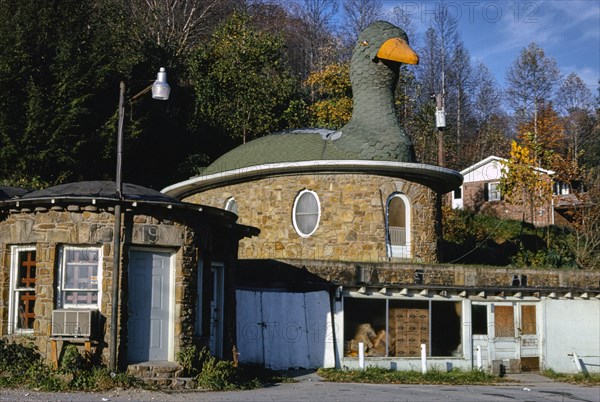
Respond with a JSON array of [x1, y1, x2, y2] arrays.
[[52, 309, 97, 338]]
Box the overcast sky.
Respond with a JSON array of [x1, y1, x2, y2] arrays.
[[380, 0, 599, 92]]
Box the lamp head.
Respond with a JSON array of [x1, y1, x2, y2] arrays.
[[151, 67, 170, 100]]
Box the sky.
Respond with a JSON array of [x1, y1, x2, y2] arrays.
[[380, 0, 600, 92]]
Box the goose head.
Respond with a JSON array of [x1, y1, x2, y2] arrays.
[[334, 21, 419, 163]]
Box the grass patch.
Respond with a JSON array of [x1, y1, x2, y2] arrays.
[[317, 367, 504, 385], [543, 369, 600, 385]]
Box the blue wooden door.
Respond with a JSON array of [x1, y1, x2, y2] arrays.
[[128, 250, 171, 362]]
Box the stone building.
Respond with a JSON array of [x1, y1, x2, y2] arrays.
[[163, 22, 600, 374], [0, 181, 257, 371]]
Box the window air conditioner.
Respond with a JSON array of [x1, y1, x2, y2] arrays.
[[51, 309, 97, 338]]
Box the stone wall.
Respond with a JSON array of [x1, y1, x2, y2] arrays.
[[276, 259, 600, 291], [185, 173, 440, 263], [0, 203, 229, 366]]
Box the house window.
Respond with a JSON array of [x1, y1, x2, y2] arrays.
[[224, 197, 238, 215], [387, 194, 411, 258], [57, 246, 102, 309], [553, 181, 570, 195], [453, 187, 462, 199], [9, 246, 37, 333], [471, 304, 488, 335], [292, 189, 320, 237], [343, 298, 462, 358], [486, 182, 501, 201]]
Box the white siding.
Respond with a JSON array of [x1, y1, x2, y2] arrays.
[[543, 299, 600, 373], [463, 160, 503, 183]]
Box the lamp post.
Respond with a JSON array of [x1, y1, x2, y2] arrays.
[[109, 68, 170, 371]]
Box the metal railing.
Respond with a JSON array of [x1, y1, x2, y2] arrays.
[[389, 226, 406, 246]]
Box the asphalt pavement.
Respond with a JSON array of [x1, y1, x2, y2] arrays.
[[1, 371, 599, 402]]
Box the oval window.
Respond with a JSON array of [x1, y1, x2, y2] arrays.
[[292, 190, 320, 237]]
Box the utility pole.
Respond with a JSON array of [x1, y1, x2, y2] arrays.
[[435, 93, 446, 167]]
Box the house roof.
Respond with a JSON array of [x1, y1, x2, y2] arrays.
[[0, 186, 29, 200], [460, 155, 555, 177], [19, 181, 180, 204]]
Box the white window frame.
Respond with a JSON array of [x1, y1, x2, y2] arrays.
[[488, 182, 501, 201], [224, 197, 238, 215], [292, 189, 321, 238], [57, 246, 103, 309], [386, 193, 411, 258], [9, 246, 37, 334]]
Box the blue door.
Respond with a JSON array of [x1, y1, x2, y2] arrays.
[[128, 250, 172, 362]]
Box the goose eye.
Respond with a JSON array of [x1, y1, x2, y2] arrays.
[[361, 40, 369, 46]]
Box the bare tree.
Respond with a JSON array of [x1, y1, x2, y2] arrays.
[[280, 0, 340, 77], [556, 73, 596, 167], [341, 0, 383, 43], [505, 42, 561, 137], [447, 41, 473, 155], [569, 168, 600, 269], [126, 0, 237, 56], [385, 5, 416, 43], [557, 73, 594, 114]]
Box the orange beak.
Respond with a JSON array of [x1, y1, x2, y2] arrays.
[[376, 38, 419, 65]]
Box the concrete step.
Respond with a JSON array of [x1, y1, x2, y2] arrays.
[[127, 361, 181, 378], [141, 376, 198, 389]]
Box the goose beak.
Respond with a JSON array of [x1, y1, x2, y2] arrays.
[[376, 37, 419, 65]]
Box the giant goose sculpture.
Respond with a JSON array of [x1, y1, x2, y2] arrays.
[[163, 21, 462, 197], [333, 20, 418, 162]]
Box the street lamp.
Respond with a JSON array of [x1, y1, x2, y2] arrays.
[[110, 68, 170, 371]]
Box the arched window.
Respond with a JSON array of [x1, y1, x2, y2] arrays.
[[292, 190, 320, 237], [386, 193, 411, 258], [224, 197, 238, 216]]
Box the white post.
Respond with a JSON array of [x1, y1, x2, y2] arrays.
[[573, 352, 584, 373], [476, 345, 482, 369], [358, 342, 365, 370], [421, 343, 427, 374]]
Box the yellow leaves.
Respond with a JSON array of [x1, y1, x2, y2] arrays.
[[304, 63, 351, 99], [501, 140, 553, 212], [307, 98, 352, 129], [509, 139, 533, 165], [304, 63, 352, 129]]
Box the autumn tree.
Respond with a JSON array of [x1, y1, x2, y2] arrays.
[[304, 63, 352, 129], [500, 140, 553, 226]]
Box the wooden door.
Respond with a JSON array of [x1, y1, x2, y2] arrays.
[[128, 250, 172, 362]]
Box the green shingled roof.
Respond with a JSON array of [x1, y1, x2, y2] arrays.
[[201, 130, 360, 176]]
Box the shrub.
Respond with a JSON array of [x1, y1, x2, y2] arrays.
[[177, 345, 209, 377], [0, 339, 41, 374]]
